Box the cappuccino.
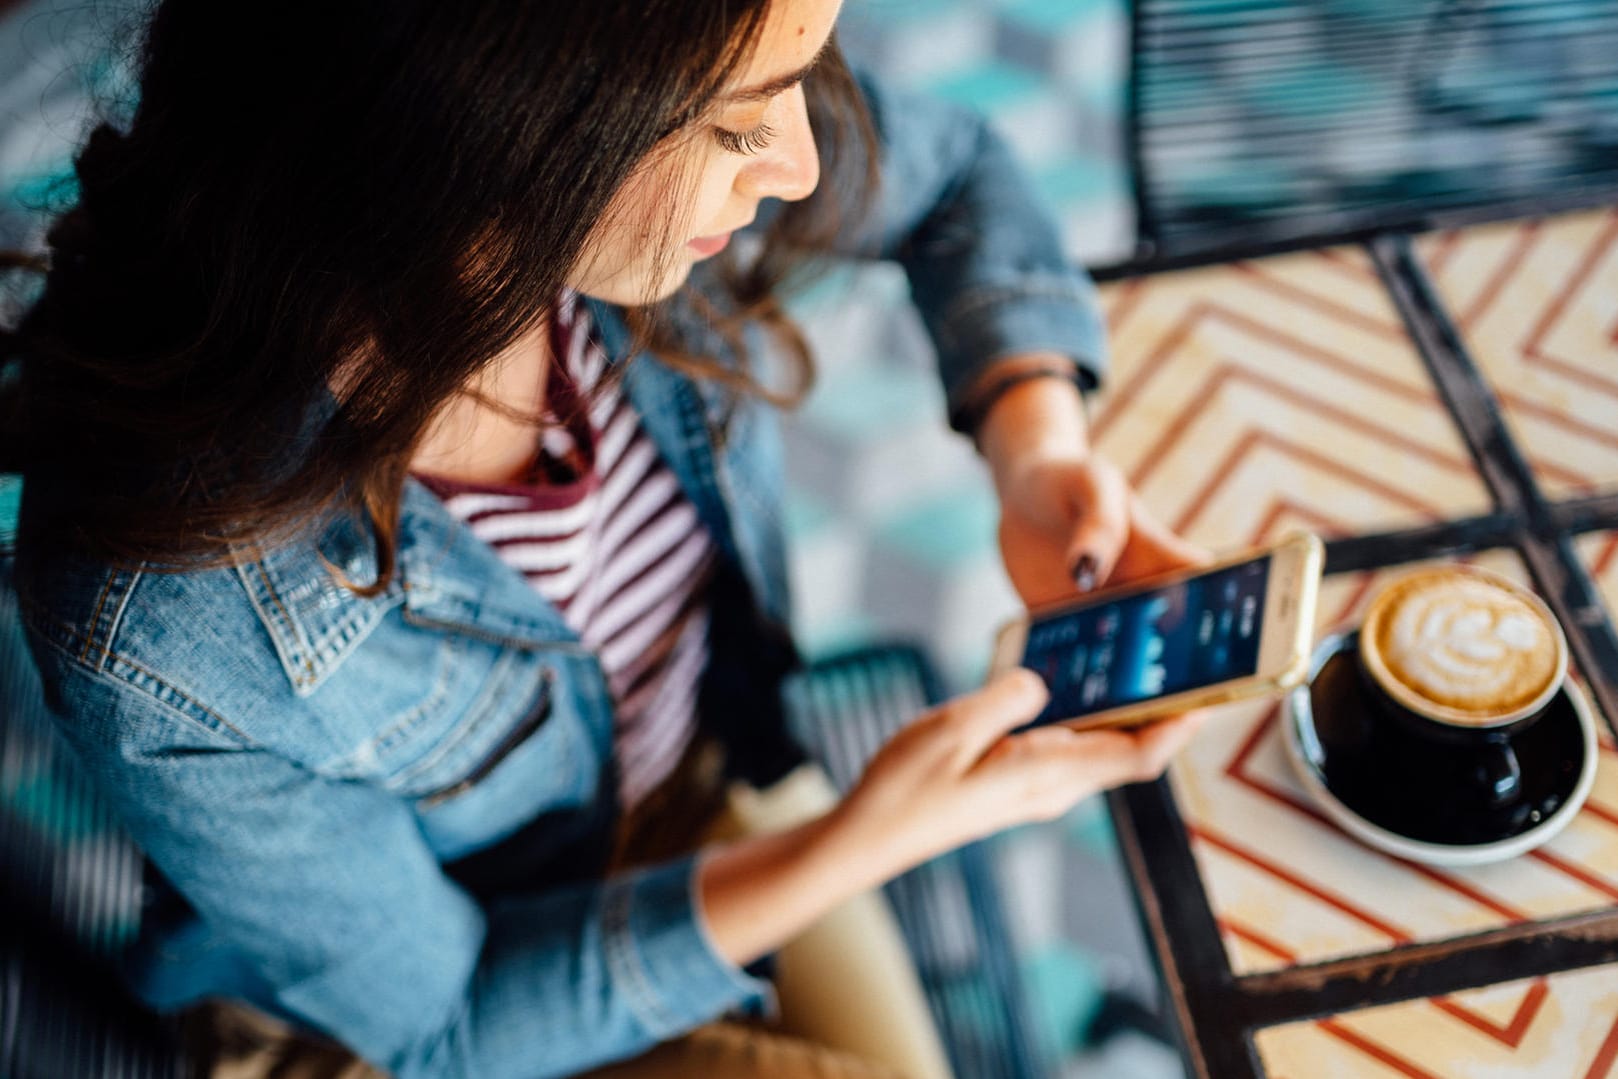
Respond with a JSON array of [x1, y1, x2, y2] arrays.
[[1359, 566, 1566, 729]]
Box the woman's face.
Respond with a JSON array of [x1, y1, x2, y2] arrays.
[[568, 0, 843, 305]]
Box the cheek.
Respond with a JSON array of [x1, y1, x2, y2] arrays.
[[568, 147, 740, 301], [687, 158, 744, 230], [585, 161, 694, 265]]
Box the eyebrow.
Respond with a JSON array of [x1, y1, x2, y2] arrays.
[[720, 38, 832, 104]]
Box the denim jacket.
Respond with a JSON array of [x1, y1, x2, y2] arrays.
[[13, 73, 1107, 1078]]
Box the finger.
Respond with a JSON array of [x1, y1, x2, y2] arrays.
[[971, 722, 1175, 821], [1110, 492, 1213, 583], [1060, 460, 1131, 591], [1130, 491, 1212, 564], [990, 710, 1205, 788], [1123, 709, 1208, 780], [939, 668, 1050, 766]]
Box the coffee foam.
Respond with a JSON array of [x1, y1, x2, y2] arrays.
[[1367, 573, 1562, 725]]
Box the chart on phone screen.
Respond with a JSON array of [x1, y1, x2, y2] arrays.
[[1024, 558, 1269, 724]]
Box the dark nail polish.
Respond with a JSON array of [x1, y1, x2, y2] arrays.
[[1072, 555, 1098, 593]]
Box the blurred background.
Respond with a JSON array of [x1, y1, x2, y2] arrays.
[[5, 1, 1617, 1076]]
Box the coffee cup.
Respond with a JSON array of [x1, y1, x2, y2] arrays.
[[1356, 564, 1568, 809]]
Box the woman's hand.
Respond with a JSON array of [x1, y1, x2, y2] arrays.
[[972, 362, 1210, 603], [698, 671, 1202, 967], [998, 456, 1210, 605], [835, 670, 1204, 873]]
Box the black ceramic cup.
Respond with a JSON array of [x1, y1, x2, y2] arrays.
[[1354, 565, 1568, 809]]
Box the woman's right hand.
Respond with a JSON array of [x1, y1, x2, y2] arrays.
[[697, 670, 1201, 967], [834, 669, 1204, 876]]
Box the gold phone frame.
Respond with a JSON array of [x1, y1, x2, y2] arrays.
[[991, 532, 1324, 731]]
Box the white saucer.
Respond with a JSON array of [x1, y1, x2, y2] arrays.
[[1281, 635, 1599, 868]]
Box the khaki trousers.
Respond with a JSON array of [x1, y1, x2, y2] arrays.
[[195, 765, 953, 1079]]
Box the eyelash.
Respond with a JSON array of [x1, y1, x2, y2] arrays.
[[714, 121, 778, 156]]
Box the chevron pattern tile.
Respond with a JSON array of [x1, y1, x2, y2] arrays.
[[1418, 209, 1618, 498], [1253, 963, 1618, 1079], [1091, 246, 1492, 551], [1579, 532, 1618, 627], [1167, 548, 1618, 978]]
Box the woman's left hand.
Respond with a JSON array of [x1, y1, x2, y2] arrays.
[[996, 453, 1209, 606], [972, 359, 1210, 605]]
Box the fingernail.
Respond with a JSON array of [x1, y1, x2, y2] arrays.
[[1071, 554, 1098, 593]]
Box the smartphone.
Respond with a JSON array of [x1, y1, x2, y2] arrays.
[[990, 532, 1323, 731]]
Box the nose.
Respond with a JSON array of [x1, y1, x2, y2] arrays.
[[737, 84, 820, 204]]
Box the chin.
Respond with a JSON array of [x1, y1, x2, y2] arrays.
[[574, 260, 694, 308]]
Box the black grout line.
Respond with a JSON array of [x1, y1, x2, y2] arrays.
[[1108, 781, 1258, 1079], [1552, 492, 1618, 536], [1367, 235, 1544, 525], [1543, 531, 1618, 742], [1321, 513, 1521, 575], [1233, 910, 1618, 1029]]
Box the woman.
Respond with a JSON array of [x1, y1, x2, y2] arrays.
[[0, 0, 1204, 1076]]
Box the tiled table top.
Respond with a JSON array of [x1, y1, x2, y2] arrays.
[[1171, 549, 1618, 977], [1417, 209, 1618, 498], [1254, 962, 1618, 1079], [1093, 244, 1491, 551], [1095, 210, 1618, 1078], [1580, 532, 1618, 627]]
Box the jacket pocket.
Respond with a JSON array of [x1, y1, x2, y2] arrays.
[[416, 670, 553, 809]]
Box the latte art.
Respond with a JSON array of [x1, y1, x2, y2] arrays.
[[1361, 567, 1566, 728]]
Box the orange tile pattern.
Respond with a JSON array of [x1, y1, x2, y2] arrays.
[[1254, 963, 1618, 1079], [1093, 251, 1618, 987], [1093, 246, 1491, 553], [1579, 532, 1618, 627], [1167, 551, 1618, 977], [1418, 209, 1618, 497]]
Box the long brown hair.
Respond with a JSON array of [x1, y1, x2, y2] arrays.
[[0, 0, 877, 591]]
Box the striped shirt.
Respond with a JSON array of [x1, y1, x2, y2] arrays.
[[415, 295, 715, 809]]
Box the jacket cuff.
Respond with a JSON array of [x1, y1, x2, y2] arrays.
[[601, 856, 770, 1040], [936, 277, 1106, 433]]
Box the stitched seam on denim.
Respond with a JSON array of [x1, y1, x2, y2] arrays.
[[415, 671, 557, 807], [390, 647, 537, 788], [305, 608, 383, 671], [20, 589, 254, 744], [91, 568, 143, 674], [255, 559, 315, 685], [105, 653, 254, 747], [77, 571, 117, 666], [60, 647, 255, 747], [602, 879, 682, 1037], [397, 605, 588, 654], [237, 559, 316, 691], [360, 634, 467, 763]]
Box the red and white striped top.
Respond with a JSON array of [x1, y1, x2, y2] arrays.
[[415, 294, 715, 809]]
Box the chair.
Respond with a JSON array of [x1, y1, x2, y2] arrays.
[[0, 476, 195, 1079], [784, 646, 1051, 1079], [1124, 0, 1618, 267]]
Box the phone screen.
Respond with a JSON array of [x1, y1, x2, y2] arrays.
[[1021, 555, 1271, 725]]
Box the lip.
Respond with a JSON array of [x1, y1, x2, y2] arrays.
[[686, 231, 732, 257]]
